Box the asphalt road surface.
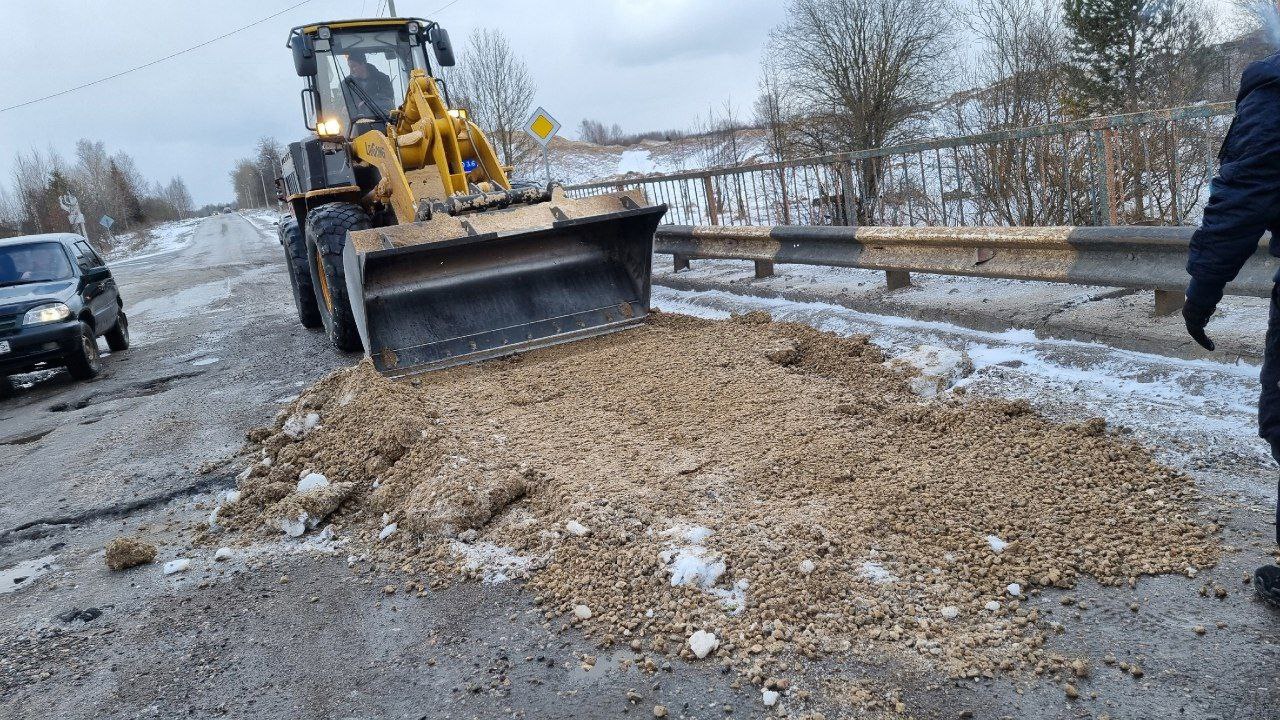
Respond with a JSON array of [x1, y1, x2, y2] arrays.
[[0, 213, 1276, 719]]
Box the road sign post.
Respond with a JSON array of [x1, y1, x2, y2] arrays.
[[523, 106, 561, 185]]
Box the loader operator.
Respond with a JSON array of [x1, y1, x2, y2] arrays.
[[1184, 50, 1280, 609], [343, 52, 395, 117]]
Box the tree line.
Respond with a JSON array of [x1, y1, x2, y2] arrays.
[[0, 141, 194, 247]]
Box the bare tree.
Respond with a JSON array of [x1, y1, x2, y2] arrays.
[[769, 0, 957, 222], [450, 28, 538, 170], [578, 119, 625, 146]]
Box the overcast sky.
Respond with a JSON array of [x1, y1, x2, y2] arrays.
[[0, 0, 787, 206], [0, 0, 1254, 207]]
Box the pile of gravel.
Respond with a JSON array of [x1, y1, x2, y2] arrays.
[[215, 311, 1218, 709]]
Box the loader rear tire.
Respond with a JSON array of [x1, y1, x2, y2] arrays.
[[305, 202, 368, 353], [282, 218, 322, 329]]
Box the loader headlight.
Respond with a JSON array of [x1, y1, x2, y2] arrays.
[[406, 22, 419, 34], [23, 302, 71, 326], [317, 117, 343, 138], [317, 26, 331, 40]]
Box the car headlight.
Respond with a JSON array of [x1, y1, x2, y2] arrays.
[[23, 302, 72, 325]]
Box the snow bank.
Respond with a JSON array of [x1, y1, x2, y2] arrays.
[[885, 345, 975, 398]]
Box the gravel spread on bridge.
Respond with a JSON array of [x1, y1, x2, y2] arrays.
[[216, 311, 1218, 711]]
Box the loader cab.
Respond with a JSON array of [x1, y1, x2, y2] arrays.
[[288, 19, 455, 138]]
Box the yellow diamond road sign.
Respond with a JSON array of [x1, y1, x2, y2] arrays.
[[525, 107, 561, 147]]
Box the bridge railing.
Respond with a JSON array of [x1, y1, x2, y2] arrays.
[[566, 102, 1235, 231]]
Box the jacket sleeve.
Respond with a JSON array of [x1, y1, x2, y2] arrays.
[[1186, 82, 1280, 308]]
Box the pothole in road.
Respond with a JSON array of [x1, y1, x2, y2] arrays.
[[46, 371, 206, 413], [0, 428, 54, 445], [0, 555, 58, 595]]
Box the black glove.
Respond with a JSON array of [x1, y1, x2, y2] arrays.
[[1182, 298, 1216, 351]]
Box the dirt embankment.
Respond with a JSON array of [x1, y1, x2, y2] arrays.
[[214, 311, 1218, 713]]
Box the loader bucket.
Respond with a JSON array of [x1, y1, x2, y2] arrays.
[[343, 191, 667, 377]]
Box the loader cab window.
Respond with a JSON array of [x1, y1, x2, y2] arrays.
[[315, 29, 423, 133]]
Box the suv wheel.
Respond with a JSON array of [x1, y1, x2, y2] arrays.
[[305, 202, 368, 353], [282, 217, 322, 329], [105, 309, 130, 351], [65, 321, 102, 380]]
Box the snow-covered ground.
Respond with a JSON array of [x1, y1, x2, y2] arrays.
[[535, 132, 770, 186], [105, 218, 203, 264]]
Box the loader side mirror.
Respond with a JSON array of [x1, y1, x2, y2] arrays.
[[292, 34, 317, 77], [429, 27, 456, 67]]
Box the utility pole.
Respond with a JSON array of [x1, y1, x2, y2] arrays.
[[257, 168, 272, 210], [386, 0, 396, 16]]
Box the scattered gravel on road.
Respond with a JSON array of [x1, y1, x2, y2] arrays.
[[215, 311, 1219, 711]]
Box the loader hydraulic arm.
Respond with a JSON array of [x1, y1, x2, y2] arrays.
[[350, 69, 513, 224]]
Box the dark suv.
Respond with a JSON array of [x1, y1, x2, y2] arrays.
[[0, 233, 129, 395]]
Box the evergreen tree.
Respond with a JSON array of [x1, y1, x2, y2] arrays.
[[1063, 0, 1216, 116]]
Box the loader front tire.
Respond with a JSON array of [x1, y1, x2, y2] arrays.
[[305, 202, 368, 353], [281, 217, 322, 329]]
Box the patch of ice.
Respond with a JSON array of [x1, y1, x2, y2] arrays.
[[296, 472, 329, 493], [688, 630, 719, 659], [379, 523, 398, 541], [191, 357, 220, 367], [163, 559, 191, 575], [886, 345, 975, 398], [663, 547, 727, 589], [225, 490, 242, 504], [449, 540, 537, 583], [860, 561, 896, 584], [565, 520, 589, 536]]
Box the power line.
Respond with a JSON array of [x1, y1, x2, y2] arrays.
[[431, 0, 463, 14], [0, 0, 317, 114]]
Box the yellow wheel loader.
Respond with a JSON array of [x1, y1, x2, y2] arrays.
[[277, 17, 667, 376]]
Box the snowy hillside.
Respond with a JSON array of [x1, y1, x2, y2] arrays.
[[522, 130, 771, 186]]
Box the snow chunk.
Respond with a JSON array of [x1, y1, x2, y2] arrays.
[[664, 547, 726, 589], [688, 630, 719, 659], [798, 559, 815, 575], [573, 604, 593, 620], [225, 490, 242, 504], [1007, 582, 1022, 596], [986, 534, 1009, 554], [283, 412, 322, 439], [941, 605, 960, 620], [379, 523, 398, 541], [296, 472, 329, 493], [207, 506, 220, 529], [280, 512, 309, 538], [565, 520, 589, 536], [985, 600, 1001, 612], [214, 548, 233, 562], [885, 345, 975, 398], [762, 689, 780, 707], [162, 558, 191, 575]]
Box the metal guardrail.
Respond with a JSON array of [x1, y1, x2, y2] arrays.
[[654, 224, 1277, 315], [567, 102, 1236, 230]]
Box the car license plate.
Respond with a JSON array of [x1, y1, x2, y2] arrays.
[[0, 340, 9, 354]]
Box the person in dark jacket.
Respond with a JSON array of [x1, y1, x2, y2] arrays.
[[1185, 51, 1280, 608], [343, 52, 395, 117]]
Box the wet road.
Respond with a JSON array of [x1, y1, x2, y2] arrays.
[[0, 214, 1276, 719]]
